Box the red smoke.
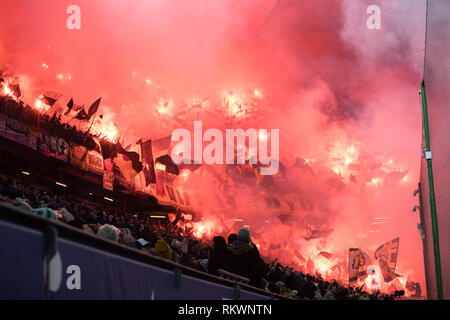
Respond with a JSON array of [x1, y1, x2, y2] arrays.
[[0, 0, 427, 293]]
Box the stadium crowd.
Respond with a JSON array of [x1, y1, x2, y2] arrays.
[[0, 95, 98, 149], [0, 175, 410, 300]]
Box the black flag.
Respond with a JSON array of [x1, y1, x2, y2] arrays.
[[86, 97, 101, 119], [64, 98, 74, 115], [42, 91, 62, 107], [140, 139, 156, 185], [155, 154, 179, 175], [75, 98, 101, 120], [8, 78, 21, 99]]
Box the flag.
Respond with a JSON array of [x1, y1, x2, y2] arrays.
[[293, 250, 306, 264], [315, 251, 335, 274], [89, 136, 103, 154], [99, 139, 142, 174], [349, 248, 368, 285], [388, 277, 404, 292], [99, 139, 122, 159], [64, 98, 74, 115], [103, 171, 114, 191], [375, 237, 401, 282], [74, 98, 101, 120], [318, 251, 333, 260], [358, 250, 372, 280], [155, 173, 165, 197], [86, 97, 101, 119], [8, 78, 21, 99], [155, 154, 179, 175], [152, 135, 172, 160], [119, 149, 142, 173], [306, 258, 315, 275], [127, 139, 156, 186], [46, 102, 64, 117], [42, 91, 62, 106], [112, 152, 142, 187], [140, 139, 156, 185]]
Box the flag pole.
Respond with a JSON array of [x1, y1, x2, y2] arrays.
[[417, 182, 432, 298], [420, 80, 443, 300]]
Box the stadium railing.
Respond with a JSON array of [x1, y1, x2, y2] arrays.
[[0, 202, 288, 300]]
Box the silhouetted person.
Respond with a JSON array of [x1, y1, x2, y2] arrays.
[[229, 228, 264, 288], [208, 236, 232, 276], [227, 233, 237, 246]]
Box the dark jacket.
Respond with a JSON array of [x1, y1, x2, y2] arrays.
[[208, 236, 232, 276], [229, 240, 264, 288]]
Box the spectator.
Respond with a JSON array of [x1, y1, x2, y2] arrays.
[[208, 236, 232, 276], [153, 238, 178, 262], [13, 197, 33, 212], [32, 207, 58, 220], [97, 224, 119, 242], [227, 233, 237, 246], [60, 208, 82, 228], [229, 228, 265, 288], [120, 228, 137, 248], [82, 224, 95, 234], [0, 175, 414, 300]]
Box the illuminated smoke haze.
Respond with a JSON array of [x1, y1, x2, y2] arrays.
[[0, 0, 427, 291]]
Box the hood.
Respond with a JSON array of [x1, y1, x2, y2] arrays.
[[229, 240, 252, 256], [154, 239, 172, 260]]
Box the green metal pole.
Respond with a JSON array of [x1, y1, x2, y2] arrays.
[[418, 183, 431, 299], [420, 80, 443, 300]]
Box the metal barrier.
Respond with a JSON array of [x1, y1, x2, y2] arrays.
[[0, 202, 285, 300]]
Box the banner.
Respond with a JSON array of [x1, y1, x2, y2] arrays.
[[375, 237, 400, 282], [127, 139, 156, 191], [69, 143, 103, 174], [349, 248, 364, 285], [38, 130, 51, 157], [70, 144, 89, 171], [154, 181, 193, 210], [358, 250, 372, 281], [87, 150, 104, 174], [52, 137, 69, 162], [0, 113, 38, 150], [0, 113, 67, 159], [103, 172, 114, 191], [112, 153, 139, 189]]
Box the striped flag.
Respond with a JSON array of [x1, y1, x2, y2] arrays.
[[349, 248, 368, 285], [375, 237, 401, 282]]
